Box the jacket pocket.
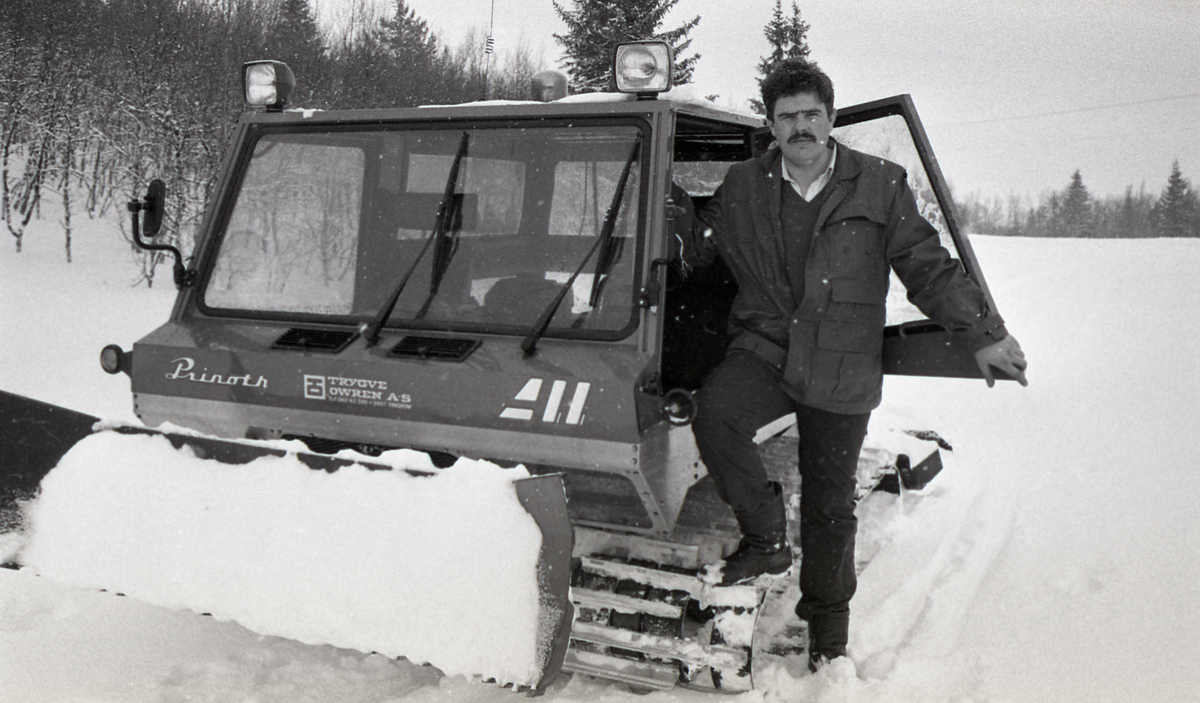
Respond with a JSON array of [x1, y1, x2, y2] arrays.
[[830, 277, 887, 323], [827, 222, 885, 278], [813, 319, 884, 406], [782, 318, 885, 408], [817, 319, 881, 354], [829, 199, 889, 226]]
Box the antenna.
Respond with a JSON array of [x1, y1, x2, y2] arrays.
[[482, 0, 496, 100]]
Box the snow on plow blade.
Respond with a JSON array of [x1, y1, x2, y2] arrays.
[[1, 392, 573, 692]]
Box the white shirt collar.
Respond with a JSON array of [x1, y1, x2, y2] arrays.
[[781, 143, 837, 202]]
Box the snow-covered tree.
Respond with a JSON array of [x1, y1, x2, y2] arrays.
[[552, 0, 700, 93], [0, 0, 102, 256], [331, 0, 441, 108]]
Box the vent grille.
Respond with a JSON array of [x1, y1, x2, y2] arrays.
[[388, 335, 480, 362], [272, 328, 358, 353]]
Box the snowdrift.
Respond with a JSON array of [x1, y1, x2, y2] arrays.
[[20, 431, 554, 688]]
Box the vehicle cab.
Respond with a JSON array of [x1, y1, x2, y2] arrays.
[[112, 42, 998, 538]]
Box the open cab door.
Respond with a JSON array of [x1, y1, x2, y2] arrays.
[[669, 94, 1009, 387], [831, 94, 1005, 379]]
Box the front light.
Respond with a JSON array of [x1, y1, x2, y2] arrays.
[[243, 60, 295, 111], [100, 344, 131, 376], [613, 41, 672, 96]]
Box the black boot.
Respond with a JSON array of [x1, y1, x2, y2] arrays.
[[717, 483, 791, 586], [805, 610, 849, 672]]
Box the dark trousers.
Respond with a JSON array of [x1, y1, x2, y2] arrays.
[[692, 351, 871, 621]]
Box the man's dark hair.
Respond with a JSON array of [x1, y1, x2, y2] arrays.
[[761, 59, 835, 122]]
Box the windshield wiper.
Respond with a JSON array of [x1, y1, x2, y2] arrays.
[[521, 136, 641, 358], [416, 142, 471, 318], [362, 131, 470, 346]]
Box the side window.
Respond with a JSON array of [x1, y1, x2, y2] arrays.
[[207, 138, 363, 314], [671, 160, 732, 198], [548, 160, 639, 237]]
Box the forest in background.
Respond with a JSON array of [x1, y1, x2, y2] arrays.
[[3, 0, 1198, 285], [957, 163, 1198, 239], [1, 0, 550, 282]]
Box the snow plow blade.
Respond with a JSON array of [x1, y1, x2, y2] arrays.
[[0, 390, 100, 521], [1, 391, 574, 692]]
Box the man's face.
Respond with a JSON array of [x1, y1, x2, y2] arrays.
[[769, 92, 836, 168]]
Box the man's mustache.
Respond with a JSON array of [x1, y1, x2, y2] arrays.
[[788, 132, 818, 144]]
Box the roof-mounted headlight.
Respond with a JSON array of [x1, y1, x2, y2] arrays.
[[614, 41, 672, 98], [531, 70, 569, 102], [243, 60, 295, 111]]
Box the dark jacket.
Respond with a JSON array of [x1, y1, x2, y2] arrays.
[[677, 140, 1007, 414]]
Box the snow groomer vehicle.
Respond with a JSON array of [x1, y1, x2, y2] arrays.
[[1, 41, 1012, 693]]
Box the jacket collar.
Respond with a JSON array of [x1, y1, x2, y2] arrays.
[[755, 137, 862, 184], [827, 138, 862, 183]]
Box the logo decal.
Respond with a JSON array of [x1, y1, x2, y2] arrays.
[[166, 357, 268, 388], [303, 375, 326, 399], [303, 373, 411, 409], [501, 378, 590, 424]]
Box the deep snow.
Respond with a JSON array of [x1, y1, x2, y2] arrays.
[[3, 211, 1200, 702], [21, 431, 552, 688]]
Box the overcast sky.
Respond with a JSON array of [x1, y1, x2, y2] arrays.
[[395, 0, 1198, 202]]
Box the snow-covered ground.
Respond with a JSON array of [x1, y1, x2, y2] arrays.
[[3, 211, 1200, 702], [20, 431, 555, 689]]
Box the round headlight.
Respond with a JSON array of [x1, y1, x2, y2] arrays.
[[100, 344, 126, 375]]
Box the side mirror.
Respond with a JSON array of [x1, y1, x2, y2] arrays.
[[127, 179, 193, 288], [140, 179, 166, 238]]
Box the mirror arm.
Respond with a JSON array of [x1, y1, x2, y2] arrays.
[[128, 181, 193, 289]]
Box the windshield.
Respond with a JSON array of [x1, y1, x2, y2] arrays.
[[202, 122, 645, 340]]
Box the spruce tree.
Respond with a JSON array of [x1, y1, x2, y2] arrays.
[[1119, 187, 1137, 238], [380, 1, 436, 69], [1060, 169, 1092, 237], [378, 0, 440, 106], [264, 0, 328, 104], [552, 0, 700, 93], [751, 0, 811, 114], [1154, 160, 1198, 237]]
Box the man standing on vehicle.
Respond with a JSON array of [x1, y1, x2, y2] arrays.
[[672, 58, 1028, 672]]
